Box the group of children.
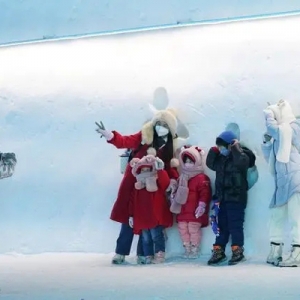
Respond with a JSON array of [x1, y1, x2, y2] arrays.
[[129, 144, 212, 264], [128, 133, 253, 266], [96, 108, 255, 266]]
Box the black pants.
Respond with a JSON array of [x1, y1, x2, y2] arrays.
[[115, 223, 144, 256], [215, 202, 246, 248]]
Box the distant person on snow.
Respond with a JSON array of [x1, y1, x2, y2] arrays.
[[95, 109, 179, 265], [206, 131, 255, 266], [169, 145, 212, 259], [262, 100, 300, 267], [129, 148, 173, 264]]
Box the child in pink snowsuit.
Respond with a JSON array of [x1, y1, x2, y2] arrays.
[[170, 146, 212, 258]]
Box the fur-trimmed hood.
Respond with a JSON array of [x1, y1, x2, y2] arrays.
[[141, 108, 178, 149]]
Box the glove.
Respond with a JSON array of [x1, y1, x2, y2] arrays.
[[211, 146, 220, 153], [263, 133, 272, 143], [195, 201, 206, 218], [154, 158, 165, 170], [129, 217, 134, 228], [230, 139, 239, 147], [263, 109, 274, 120], [95, 121, 114, 141], [210, 215, 220, 236], [166, 178, 177, 194]]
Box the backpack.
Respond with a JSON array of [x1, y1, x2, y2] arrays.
[[119, 144, 144, 174], [225, 123, 258, 190], [242, 146, 258, 190]]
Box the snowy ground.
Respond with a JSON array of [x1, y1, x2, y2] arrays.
[[0, 253, 299, 300]]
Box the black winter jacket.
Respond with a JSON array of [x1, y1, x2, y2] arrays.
[[206, 144, 255, 206]]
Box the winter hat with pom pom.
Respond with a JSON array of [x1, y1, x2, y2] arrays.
[[147, 147, 157, 156]]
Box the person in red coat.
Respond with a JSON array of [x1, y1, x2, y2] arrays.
[[170, 145, 212, 259], [95, 109, 179, 264], [129, 148, 173, 264]]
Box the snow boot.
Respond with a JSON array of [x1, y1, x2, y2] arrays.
[[144, 255, 154, 264], [182, 243, 191, 258], [228, 246, 245, 265], [152, 251, 165, 264], [266, 242, 283, 266], [279, 245, 300, 267], [112, 254, 125, 264], [136, 255, 145, 265], [207, 245, 226, 265], [189, 244, 199, 259]]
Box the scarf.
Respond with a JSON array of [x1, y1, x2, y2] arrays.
[[173, 164, 204, 205], [267, 100, 296, 164]]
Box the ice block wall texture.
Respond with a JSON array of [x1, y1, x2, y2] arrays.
[[0, 14, 300, 254], [1, 0, 300, 44]]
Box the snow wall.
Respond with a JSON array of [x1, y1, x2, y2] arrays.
[[1, 0, 300, 45], [1, 14, 300, 255]]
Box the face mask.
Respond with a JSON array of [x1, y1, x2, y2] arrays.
[[220, 148, 230, 156], [184, 162, 194, 168], [155, 125, 169, 137]]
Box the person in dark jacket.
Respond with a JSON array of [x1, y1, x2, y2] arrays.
[[206, 130, 254, 265]]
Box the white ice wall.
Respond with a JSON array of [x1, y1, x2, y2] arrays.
[[1, 14, 300, 255], [1, 0, 300, 45]]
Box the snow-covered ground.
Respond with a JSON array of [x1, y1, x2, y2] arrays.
[[0, 253, 299, 300]]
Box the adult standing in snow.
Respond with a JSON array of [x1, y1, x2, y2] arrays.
[[206, 131, 255, 265], [95, 109, 179, 264], [262, 100, 300, 267]]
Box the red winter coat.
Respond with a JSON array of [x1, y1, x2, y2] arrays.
[[108, 130, 178, 224], [129, 170, 173, 234], [176, 174, 212, 227]]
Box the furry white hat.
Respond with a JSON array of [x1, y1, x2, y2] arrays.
[[264, 100, 296, 163], [151, 108, 178, 138], [267, 99, 296, 124]]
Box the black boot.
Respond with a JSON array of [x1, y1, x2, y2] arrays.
[[207, 245, 227, 265], [228, 246, 245, 265]]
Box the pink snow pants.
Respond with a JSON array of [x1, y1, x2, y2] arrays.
[[178, 221, 202, 246]]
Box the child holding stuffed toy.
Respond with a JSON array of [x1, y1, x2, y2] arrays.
[[129, 148, 173, 264], [170, 146, 212, 258]]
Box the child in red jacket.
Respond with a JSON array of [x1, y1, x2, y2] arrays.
[[129, 148, 173, 264], [170, 146, 212, 258]]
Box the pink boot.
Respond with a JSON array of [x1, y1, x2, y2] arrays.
[[183, 242, 191, 258], [152, 251, 165, 264], [189, 244, 200, 259]]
